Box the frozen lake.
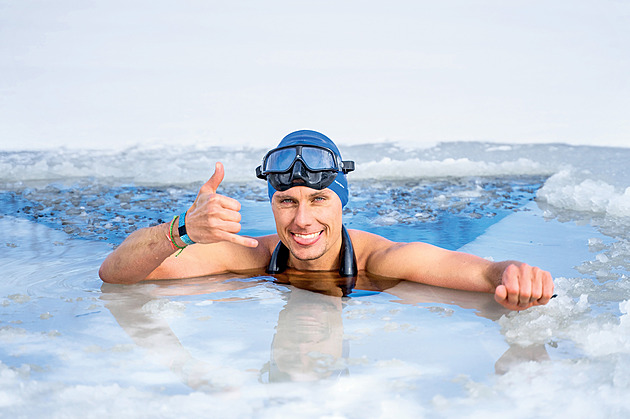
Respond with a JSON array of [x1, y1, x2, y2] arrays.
[[2, 141, 630, 417], [1, 0, 629, 416]]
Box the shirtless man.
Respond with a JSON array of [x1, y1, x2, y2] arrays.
[[99, 130, 554, 311]]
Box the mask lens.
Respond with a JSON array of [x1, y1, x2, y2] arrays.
[[301, 146, 337, 170], [264, 148, 298, 172]]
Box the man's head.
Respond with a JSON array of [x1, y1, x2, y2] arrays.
[[256, 130, 354, 207], [256, 130, 355, 270]]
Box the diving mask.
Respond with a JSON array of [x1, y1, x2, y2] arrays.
[[256, 144, 355, 191]]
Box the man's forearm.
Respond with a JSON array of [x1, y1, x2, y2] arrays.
[[99, 222, 180, 284], [366, 240, 501, 292]]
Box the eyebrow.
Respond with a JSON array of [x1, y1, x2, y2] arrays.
[[307, 190, 330, 199], [274, 190, 331, 200]]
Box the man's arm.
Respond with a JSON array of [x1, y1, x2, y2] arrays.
[[354, 230, 554, 311], [99, 221, 184, 284], [99, 162, 261, 284]]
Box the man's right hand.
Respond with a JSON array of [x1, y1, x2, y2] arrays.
[[182, 162, 258, 248]]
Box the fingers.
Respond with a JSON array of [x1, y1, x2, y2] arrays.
[[537, 270, 555, 305], [195, 163, 247, 214], [496, 263, 555, 311], [183, 162, 259, 248], [500, 264, 522, 308], [194, 218, 258, 248], [494, 284, 508, 303], [216, 194, 242, 212], [187, 201, 243, 242], [202, 214, 257, 247], [185, 172, 256, 246], [206, 208, 243, 234], [205, 195, 243, 225], [219, 232, 259, 248]]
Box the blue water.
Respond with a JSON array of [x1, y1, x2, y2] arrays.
[[0, 176, 545, 250]]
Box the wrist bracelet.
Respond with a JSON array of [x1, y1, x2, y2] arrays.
[[178, 212, 195, 245], [169, 216, 186, 257]]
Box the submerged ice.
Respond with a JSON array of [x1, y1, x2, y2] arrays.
[[0, 175, 545, 250]]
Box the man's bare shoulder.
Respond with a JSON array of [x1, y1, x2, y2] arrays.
[[348, 229, 440, 258], [253, 234, 281, 255], [347, 229, 394, 270], [348, 229, 392, 245]]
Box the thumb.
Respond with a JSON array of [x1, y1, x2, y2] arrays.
[[200, 162, 225, 194], [494, 284, 508, 304]]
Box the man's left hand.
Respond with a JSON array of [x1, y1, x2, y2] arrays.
[[494, 263, 554, 311]]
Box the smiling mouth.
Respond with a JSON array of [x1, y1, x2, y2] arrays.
[[293, 232, 320, 239], [291, 231, 323, 245]]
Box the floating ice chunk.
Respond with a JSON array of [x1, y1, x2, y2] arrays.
[[414, 212, 432, 219], [141, 299, 186, 319], [538, 170, 630, 218], [485, 145, 513, 152], [607, 187, 630, 218], [7, 294, 30, 304], [501, 275, 630, 358], [373, 211, 401, 226], [571, 299, 630, 357], [596, 253, 610, 263], [356, 157, 549, 180], [499, 292, 590, 347], [538, 170, 614, 212], [452, 185, 483, 199], [588, 238, 606, 252]]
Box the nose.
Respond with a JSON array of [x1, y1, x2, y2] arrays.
[[293, 199, 314, 229]]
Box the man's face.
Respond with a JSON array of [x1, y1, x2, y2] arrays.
[[271, 186, 343, 271]]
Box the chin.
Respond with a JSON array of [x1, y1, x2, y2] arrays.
[[290, 248, 325, 263], [288, 242, 328, 263]]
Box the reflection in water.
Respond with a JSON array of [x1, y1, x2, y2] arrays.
[[262, 288, 347, 383], [100, 283, 227, 391], [271, 268, 401, 298], [101, 271, 551, 390]]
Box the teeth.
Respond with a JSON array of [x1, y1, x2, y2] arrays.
[[294, 232, 320, 239]]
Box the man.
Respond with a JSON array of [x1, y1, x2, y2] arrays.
[[99, 130, 554, 311]]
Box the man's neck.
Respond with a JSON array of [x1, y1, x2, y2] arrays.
[[288, 233, 343, 272]]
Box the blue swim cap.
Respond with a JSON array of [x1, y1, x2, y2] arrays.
[[265, 130, 351, 207]]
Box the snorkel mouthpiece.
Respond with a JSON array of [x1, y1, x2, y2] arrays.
[[257, 130, 354, 207]]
